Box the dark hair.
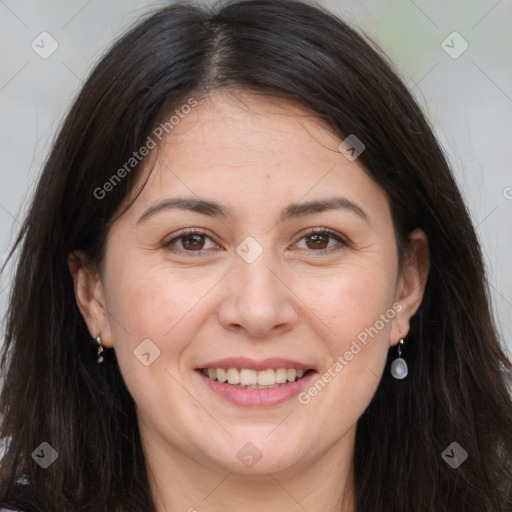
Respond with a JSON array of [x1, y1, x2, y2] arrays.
[[1, 1, 511, 510]]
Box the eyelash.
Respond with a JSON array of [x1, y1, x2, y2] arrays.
[[161, 228, 348, 256]]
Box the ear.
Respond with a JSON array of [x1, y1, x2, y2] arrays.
[[389, 228, 430, 346], [68, 250, 113, 348]]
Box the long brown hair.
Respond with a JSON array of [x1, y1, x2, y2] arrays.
[[1, 1, 511, 510]]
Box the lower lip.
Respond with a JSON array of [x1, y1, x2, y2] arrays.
[[196, 370, 317, 407]]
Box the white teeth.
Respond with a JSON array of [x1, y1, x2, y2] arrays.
[[258, 369, 275, 386], [227, 368, 240, 385], [286, 368, 297, 381], [201, 367, 310, 387], [240, 369, 258, 386], [275, 368, 288, 384]]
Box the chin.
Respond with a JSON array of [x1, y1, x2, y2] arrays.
[[200, 435, 307, 476]]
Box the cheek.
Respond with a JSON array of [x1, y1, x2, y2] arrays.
[[296, 271, 393, 423], [108, 269, 189, 340], [102, 261, 208, 415], [103, 255, 227, 359], [302, 262, 396, 344], [295, 262, 395, 404]]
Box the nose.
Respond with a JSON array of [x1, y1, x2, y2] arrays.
[[217, 255, 299, 338]]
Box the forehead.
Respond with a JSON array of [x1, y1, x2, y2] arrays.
[[123, 89, 390, 224], [164, 89, 341, 164]]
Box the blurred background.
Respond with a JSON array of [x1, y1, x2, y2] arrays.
[[1, 0, 511, 353]]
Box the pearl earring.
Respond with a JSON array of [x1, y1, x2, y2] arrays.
[[390, 338, 408, 379]]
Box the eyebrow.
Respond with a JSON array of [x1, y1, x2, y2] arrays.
[[137, 197, 232, 224], [136, 196, 369, 225], [279, 197, 369, 224]]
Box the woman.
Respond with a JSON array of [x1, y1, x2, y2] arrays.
[[0, 0, 511, 510]]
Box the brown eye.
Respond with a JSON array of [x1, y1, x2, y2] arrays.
[[163, 230, 218, 254], [305, 233, 330, 250], [294, 229, 346, 253], [181, 233, 206, 250]]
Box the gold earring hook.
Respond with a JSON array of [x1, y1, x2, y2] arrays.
[[397, 338, 404, 357]]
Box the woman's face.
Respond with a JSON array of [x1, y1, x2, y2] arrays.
[[72, 90, 427, 477]]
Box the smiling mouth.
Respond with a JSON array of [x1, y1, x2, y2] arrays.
[[198, 367, 314, 389]]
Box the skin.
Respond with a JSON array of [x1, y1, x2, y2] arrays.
[[69, 89, 429, 512]]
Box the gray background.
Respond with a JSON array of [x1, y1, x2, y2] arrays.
[[1, 0, 511, 354]]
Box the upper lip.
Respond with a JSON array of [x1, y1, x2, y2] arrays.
[[197, 357, 315, 372]]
